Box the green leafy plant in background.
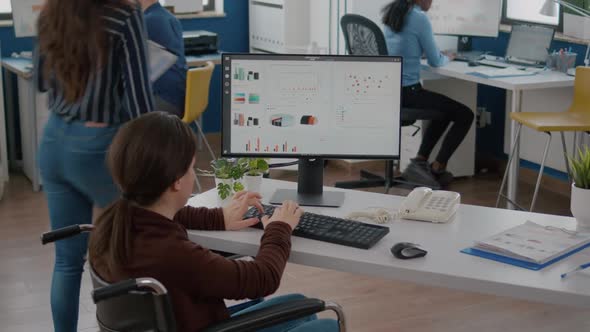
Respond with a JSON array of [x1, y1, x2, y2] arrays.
[[239, 158, 270, 176], [201, 159, 247, 199], [570, 145, 590, 189]]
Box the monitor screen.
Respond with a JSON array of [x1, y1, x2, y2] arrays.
[[506, 0, 560, 26], [11, 0, 43, 38], [221, 54, 402, 160], [427, 0, 503, 37], [506, 24, 554, 63]]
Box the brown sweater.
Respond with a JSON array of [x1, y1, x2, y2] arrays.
[[91, 206, 292, 332]]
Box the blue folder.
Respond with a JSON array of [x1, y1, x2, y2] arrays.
[[461, 242, 590, 271]]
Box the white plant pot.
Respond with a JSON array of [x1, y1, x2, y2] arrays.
[[244, 174, 263, 193], [571, 183, 590, 230], [215, 178, 233, 206]]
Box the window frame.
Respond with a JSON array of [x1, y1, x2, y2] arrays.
[[501, 0, 564, 31]]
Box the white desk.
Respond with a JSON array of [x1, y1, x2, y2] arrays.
[[187, 179, 590, 308], [186, 52, 221, 67], [0, 49, 8, 195], [422, 61, 575, 208], [2, 57, 46, 191]]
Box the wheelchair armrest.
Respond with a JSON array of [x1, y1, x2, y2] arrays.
[[41, 224, 94, 244], [92, 278, 168, 303], [202, 298, 346, 332]]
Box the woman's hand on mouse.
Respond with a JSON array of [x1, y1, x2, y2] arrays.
[[222, 191, 264, 230], [261, 200, 303, 231]]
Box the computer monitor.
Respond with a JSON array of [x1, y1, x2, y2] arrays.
[[506, 0, 560, 26], [506, 24, 555, 64], [427, 0, 503, 37], [11, 0, 43, 38], [221, 53, 403, 207]]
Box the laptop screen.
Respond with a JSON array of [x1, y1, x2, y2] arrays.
[[506, 24, 554, 63]]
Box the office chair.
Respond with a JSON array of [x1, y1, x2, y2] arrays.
[[183, 61, 216, 192], [41, 225, 347, 332], [497, 66, 590, 211], [335, 14, 440, 192]]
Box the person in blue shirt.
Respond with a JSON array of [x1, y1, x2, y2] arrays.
[[140, 0, 188, 117], [383, 0, 474, 188]]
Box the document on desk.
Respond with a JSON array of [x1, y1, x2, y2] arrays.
[[468, 67, 544, 79], [147, 40, 177, 83], [471, 221, 590, 265]]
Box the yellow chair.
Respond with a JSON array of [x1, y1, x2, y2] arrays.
[[183, 61, 216, 162], [497, 66, 590, 211]]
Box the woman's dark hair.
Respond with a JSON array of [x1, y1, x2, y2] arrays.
[[37, 0, 132, 103], [89, 112, 197, 272], [382, 0, 415, 33]]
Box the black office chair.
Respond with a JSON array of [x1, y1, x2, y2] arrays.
[[335, 14, 440, 192], [41, 225, 347, 332]]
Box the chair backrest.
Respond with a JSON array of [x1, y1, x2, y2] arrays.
[[90, 267, 177, 332], [340, 14, 388, 56], [182, 61, 215, 124], [570, 67, 590, 114]]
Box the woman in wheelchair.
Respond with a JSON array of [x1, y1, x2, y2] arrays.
[[88, 112, 338, 332]]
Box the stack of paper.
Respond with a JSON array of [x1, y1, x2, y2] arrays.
[[468, 67, 543, 78], [473, 221, 590, 265], [147, 41, 178, 83]]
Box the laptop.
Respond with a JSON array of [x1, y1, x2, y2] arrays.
[[505, 24, 555, 67]]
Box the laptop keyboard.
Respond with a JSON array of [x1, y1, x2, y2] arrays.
[[243, 204, 390, 249]]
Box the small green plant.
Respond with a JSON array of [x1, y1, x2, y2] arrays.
[[204, 158, 247, 200], [239, 158, 269, 176], [570, 145, 590, 189]]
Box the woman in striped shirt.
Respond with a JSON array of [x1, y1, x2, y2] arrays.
[[35, 1, 154, 331]]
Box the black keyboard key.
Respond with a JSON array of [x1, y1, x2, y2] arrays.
[[243, 204, 389, 250]]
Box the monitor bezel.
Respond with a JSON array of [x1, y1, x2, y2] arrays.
[[221, 52, 403, 161], [429, 0, 503, 38]]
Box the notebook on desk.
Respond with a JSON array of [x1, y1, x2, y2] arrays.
[[467, 67, 543, 79], [462, 221, 590, 270]]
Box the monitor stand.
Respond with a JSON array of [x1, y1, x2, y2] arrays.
[[457, 36, 472, 53], [269, 158, 345, 208]]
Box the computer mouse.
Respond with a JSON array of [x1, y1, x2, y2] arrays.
[[468, 60, 479, 67], [391, 242, 428, 260]]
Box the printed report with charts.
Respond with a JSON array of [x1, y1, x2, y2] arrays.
[[472, 221, 590, 265]]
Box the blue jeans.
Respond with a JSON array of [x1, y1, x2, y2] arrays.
[[38, 113, 120, 332], [232, 294, 340, 332]]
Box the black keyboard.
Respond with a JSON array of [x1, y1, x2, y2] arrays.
[[243, 204, 390, 249]]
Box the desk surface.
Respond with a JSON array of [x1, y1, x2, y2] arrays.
[[2, 52, 221, 79], [186, 52, 221, 67], [1, 58, 33, 79], [187, 179, 590, 308], [422, 60, 574, 91]]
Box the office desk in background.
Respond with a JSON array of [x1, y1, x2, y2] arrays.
[[421, 60, 575, 209], [186, 52, 222, 67], [187, 178, 590, 308], [0, 52, 222, 191], [2, 57, 45, 191]]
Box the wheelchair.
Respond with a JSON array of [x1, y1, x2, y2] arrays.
[[41, 224, 347, 332]]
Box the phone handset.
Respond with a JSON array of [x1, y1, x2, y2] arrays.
[[401, 187, 432, 214]]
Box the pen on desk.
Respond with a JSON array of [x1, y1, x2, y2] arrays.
[[561, 262, 590, 279]]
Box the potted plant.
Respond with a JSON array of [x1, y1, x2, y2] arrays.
[[207, 158, 246, 203], [239, 158, 269, 193], [570, 145, 590, 229]]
